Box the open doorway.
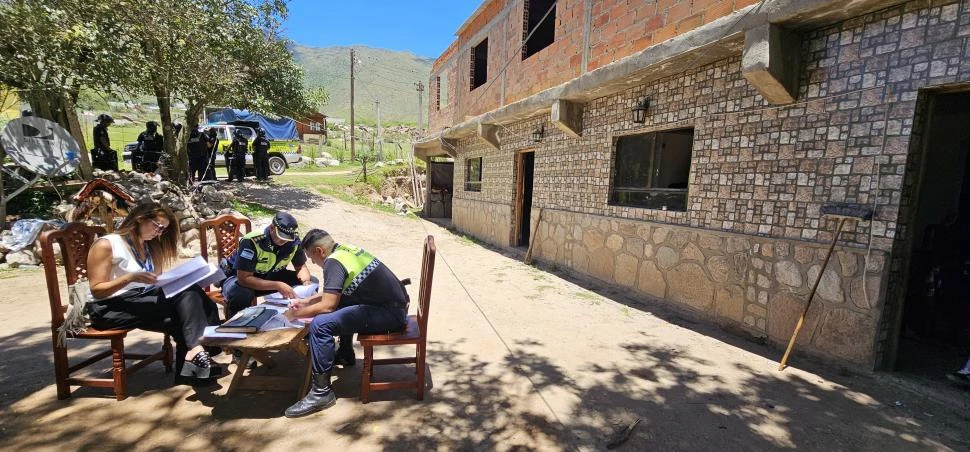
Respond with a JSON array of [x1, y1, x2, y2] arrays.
[[895, 91, 970, 382], [515, 151, 536, 247]]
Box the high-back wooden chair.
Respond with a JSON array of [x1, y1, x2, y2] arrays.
[[198, 213, 252, 263], [198, 213, 252, 308], [358, 235, 436, 403], [40, 223, 172, 401]]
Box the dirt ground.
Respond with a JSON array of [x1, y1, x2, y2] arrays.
[[1, 184, 969, 451]]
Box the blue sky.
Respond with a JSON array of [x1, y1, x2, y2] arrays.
[[283, 1, 481, 58]]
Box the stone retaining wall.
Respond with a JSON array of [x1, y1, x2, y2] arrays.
[[453, 198, 513, 247], [528, 207, 888, 365]]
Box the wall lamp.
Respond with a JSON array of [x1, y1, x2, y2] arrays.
[[632, 98, 650, 124], [532, 124, 545, 143]]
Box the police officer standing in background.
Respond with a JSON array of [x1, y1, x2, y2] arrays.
[[135, 121, 164, 173], [91, 114, 118, 171], [227, 129, 248, 182], [187, 128, 206, 181], [203, 128, 219, 181], [253, 128, 271, 181], [220, 212, 313, 319]]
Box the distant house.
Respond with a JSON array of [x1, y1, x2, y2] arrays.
[[295, 112, 328, 139], [414, 0, 970, 371]]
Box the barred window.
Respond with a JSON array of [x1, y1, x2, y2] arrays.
[[465, 157, 482, 192], [610, 128, 694, 211]]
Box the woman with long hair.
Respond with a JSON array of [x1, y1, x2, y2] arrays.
[[85, 202, 222, 385]]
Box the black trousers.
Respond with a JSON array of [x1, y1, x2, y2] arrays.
[[254, 151, 269, 180], [221, 269, 302, 319], [86, 285, 220, 366], [188, 151, 205, 181]]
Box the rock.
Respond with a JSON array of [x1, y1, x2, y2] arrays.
[[637, 260, 666, 299], [5, 250, 39, 266], [652, 227, 668, 244], [682, 243, 704, 262], [605, 234, 624, 252], [614, 254, 639, 286], [589, 248, 615, 282], [670, 230, 691, 248], [182, 228, 200, 246], [667, 262, 715, 311], [708, 255, 731, 283], [715, 285, 745, 323], [0, 263, 10, 271], [775, 260, 803, 287], [699, 234, 722, 250], [180, 217, 199, 232], [767, 292, 822, 345], [849, 276, 881, 310], [812, 309, 875, 362], [656, 246, 678, 269], [794, 245, 814, 264], [838, 251, 858, 277], [582, 229, 604, 251], [623, 237, 644, 258], [807, 265, 844, 302]]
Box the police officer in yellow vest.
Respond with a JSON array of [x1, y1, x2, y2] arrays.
[[283, 228, 408, 418], [221, 212, 313, 319]]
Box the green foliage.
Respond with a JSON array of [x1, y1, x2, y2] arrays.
[[231, 199, 276, 218], [6, 190, 59, 220]]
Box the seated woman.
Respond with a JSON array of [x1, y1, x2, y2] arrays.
[[85, 202, 222, 385]]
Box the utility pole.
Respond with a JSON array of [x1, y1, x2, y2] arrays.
[[350, 48, 356, 161], [375, 99, 382, 158], [415, 81, 425, 130]]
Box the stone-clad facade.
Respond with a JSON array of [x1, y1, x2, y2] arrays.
[[419, 0, 970, 368]]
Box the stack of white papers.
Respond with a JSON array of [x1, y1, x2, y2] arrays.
[[263, 283, 319, 302]]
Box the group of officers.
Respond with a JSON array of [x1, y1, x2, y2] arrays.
[[91, 113, 274, 182]]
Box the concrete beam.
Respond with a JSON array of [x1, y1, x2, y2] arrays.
[[413, 132, 458, 158], [742, 23, 801, 105], [551, 99, 584, 138], [477, 122, 501, 150]]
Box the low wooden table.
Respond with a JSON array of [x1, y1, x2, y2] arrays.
[[201, 327, 311, 398]]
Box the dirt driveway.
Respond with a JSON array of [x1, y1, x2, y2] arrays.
[[1, 186, 968, 451]]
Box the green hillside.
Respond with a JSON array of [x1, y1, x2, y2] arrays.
[[291, 43, 433, 125]]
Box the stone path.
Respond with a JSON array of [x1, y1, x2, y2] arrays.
[[0, 189, 968, 451]]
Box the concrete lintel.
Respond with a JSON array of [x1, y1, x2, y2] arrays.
[[551, 99, 584, 138], [477, 122, 501, 150], [414, 132, 458, 158], [742, 23, 801, 105]]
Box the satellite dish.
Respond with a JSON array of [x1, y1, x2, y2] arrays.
[[1, 117, 81, 177]]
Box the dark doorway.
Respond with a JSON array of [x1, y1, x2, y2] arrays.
[[516, 151, 536, 247], [896, 91, 970, 381]]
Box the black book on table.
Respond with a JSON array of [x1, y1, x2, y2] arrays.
[[216, 307, 277, 333]]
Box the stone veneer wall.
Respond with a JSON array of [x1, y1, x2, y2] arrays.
[[447, 1, 970, 366], [453, 198, 514, 247], [531, 208, 887, 363]]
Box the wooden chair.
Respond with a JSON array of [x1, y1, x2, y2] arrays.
[[358, 235, 436, 403], [40, 223, 172, 401], [198, 213, 252, 308]]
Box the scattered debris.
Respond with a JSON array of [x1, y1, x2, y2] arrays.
[[606, 418, 641, 449]]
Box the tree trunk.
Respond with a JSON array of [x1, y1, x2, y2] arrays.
[[185, 100, 204, 132], [0, 142, 7, 230], [154, 86, 184, 182]]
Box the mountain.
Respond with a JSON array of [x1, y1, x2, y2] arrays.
[[291, 43, 433, 125]]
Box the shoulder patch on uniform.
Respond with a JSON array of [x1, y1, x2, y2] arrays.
[[240, 249, 255, 260]]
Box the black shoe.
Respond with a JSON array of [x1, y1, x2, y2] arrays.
[[334, 347, 356, 367], [285, 372, 336, 418], [180, 350, 224, 379]]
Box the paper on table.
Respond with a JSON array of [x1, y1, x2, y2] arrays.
[[259, 312, 307, 331], [263, 282, 318, 301], [203, 325, 246, 339]]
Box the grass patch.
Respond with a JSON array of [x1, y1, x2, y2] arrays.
[[231, 199, 276, 218]]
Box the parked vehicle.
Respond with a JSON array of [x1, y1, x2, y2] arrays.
[[122, 124, 301, 175]]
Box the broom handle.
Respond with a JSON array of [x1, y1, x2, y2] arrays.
[[778, 217, 847, 371]]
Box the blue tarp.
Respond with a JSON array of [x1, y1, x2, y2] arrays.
[[206, 109, 298, 140]]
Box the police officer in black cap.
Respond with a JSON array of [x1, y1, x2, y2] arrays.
[[226, 129, 248, 182], [253, 127, 271, 181], [92, 113, 118, 171], [135, 121, 164, 173], [220, 212, 313, 319], [186, 128, 206, 181]]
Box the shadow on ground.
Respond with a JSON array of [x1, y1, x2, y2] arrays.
[[224, 181, 330, 211]]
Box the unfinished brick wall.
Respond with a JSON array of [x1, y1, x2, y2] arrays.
[[429, 0, 758, 132], [448, 1, 970, 366]]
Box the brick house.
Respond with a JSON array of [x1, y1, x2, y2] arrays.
[[414, 0, 970, 372]]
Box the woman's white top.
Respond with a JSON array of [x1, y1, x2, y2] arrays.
[[92, 234, 152, 300]]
